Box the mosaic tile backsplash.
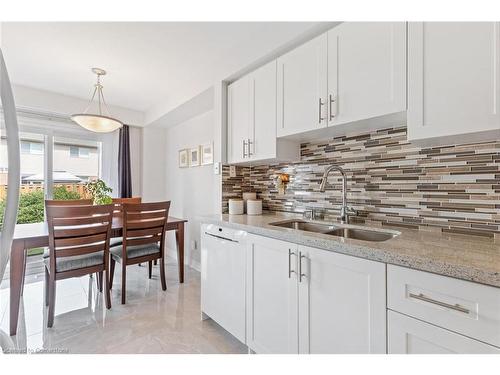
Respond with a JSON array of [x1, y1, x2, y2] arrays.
[[222, 126, 500, 237]]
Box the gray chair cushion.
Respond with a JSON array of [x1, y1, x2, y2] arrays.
[[44, 251, 104, 273], [43, 237, 121, 258], [110, 237, 123, 247], [111, 243, 160, 261]]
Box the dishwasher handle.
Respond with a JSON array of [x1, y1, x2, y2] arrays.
[[204, 232, 239, 243]]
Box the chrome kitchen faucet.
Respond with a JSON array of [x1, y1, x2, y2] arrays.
[[319, 165, 356, 224]]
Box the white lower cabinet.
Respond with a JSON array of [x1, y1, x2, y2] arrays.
[[298, 245, 386, 353], [245, 234, 387, 354], [388, 311, 500, 354], [245, 235, 298, 353]]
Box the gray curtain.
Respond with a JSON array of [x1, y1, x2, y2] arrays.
[[118, 125, 132, 198]]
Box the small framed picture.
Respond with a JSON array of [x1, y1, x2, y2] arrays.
[[201, 142, 213, 165], [189, 147, 200, 167], [178, 149, 189, 168]]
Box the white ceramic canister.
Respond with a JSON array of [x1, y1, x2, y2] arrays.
[[242, 192, 257, 213], [228, 199, 244, 215], [246, 199, 263, 215]]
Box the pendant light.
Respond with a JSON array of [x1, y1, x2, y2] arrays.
[[71, 68, 123, 133]]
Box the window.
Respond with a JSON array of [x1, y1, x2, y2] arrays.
[[21, 140, 44, 155], [70, 145, 90, 158], [54, 137, 101, 200]]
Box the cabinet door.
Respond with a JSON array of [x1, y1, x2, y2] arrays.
[[298, 245, 386, 354], [227, 76, 251, 163], [250, 60, 277, 161], [388, 311, 500, 354], [246, 235, 298, 354], [408, 22, 500, 143], [277, 33, 328, 137], [328, 22, 406, 126]]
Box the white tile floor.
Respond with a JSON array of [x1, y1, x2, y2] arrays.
[[0, 259, 247, 354]]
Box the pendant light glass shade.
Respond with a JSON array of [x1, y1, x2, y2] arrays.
[[70, 114, 123, 133], [71, 68, 123, 133]]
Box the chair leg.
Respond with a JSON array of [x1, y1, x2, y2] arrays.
[[44, 266, 49, 307], [148, 261, 152, 279], [47, 277, 56, 328], [110, 259, 115, 290], [121, 264, 127, 305], [98, 271, 103, 292], [159, 257, 167, 291], [104, 268, 112, 309], [154, 259, 157, 266]]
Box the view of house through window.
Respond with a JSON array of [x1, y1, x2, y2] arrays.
[[0, 130, 102, 232], [53, 136, 101, 201], [0, 131, 46, 231]]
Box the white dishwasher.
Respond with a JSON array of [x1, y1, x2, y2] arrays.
[[201, 224, 247, 344]]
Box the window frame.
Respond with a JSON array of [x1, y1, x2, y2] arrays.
[[15, 115, 105, 200]]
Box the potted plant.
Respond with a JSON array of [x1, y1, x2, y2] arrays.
[[85, 179, 113, 205]]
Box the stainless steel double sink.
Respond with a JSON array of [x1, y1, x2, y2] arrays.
[[268, 219, 398, 242]]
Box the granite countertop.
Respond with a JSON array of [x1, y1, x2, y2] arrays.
[[200, 211, 500, 288]]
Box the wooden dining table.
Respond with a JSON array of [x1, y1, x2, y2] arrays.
[[8, 215, 187, 336]]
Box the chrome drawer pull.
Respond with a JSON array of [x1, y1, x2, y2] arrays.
[[409, 293, 470, 314]]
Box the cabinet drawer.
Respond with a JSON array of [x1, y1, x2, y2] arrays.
[[387, 265, 500, 347], [388, 311, 500, 354]]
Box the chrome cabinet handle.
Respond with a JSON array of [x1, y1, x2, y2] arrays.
[[247, 138, 253, 157], [299, 252, 306, 282], [318, 98, 325, 123], [329, 94, 336, 120], [288, 249, 296, 278], [242, 139, 247, 158], [409, 293, 470, 314]]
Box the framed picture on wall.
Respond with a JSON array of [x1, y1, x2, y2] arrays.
[[201, 142, 213, 165], [189, 147, 200, 167], [178, 149, 189, 168]]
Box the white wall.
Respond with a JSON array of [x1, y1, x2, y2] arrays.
[[141, 126, 167, 202], [163, 110, 217, 270]]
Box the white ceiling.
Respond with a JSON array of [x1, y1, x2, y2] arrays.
[[1, 22, 328, 125]]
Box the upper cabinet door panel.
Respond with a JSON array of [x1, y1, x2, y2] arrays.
[[251, 60, 277, 160], [408, 22, 500, 141], [227, 76, 251, 164], [277, 33, 328, 137], [328, 22, 407, 126]]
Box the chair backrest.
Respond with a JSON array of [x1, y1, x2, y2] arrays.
[[45, 204, 114, 275], [111, 197, 142, 216], [46, 199, 93, 206], [122, 201, 170, 260]]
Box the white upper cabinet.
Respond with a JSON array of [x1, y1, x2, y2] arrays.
[[251, 61, 278, 160], [408, 22, 500, 144], [227, 76, 251, 164], [277, 33, 328, 137], [298, 245, 387, 354], [328, 22, 407, 127], [227, 61, 299, 165]]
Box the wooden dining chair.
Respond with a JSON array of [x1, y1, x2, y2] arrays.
[[43, 199, 107, 291], [44, 203, 114, 327], [109, 197, 142, 249], [109, 201, 170, 304], [45, 199, 93, 206], [111, 197, 142, 216]]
